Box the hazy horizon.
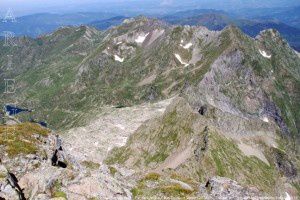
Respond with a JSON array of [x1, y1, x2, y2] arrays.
[[1, 0, 299, 17]]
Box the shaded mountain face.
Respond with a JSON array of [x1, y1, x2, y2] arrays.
[[89, 16, 128, 30], [0, 16, 300, 199]]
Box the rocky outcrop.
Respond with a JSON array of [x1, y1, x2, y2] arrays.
[[198, 105, 208, 116], [7, 172, 26, 200], [199, 176, 263, 199], [273, 149, 297, 179], [0, 165, 24, 200], [194, 126, 209, 161], [263, 100, 290, 136]]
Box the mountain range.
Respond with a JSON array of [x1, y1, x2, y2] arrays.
[[162, 9, 300, 51], [0, 16, 299, 199], [0, 12, 117, 37], [1, 7, 300, 51], [231, 6, 300, 29]]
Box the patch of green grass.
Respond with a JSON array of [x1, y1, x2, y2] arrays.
[[132, 175, 195, 199], [131, 187, 143, 199], [208, 132, 278, 194], [170, 173, 196, 186], [211, 150, 226, 177], [142, 173, 161, 181], [159, 184, 193, 197], [145, 152, 169, 165], [52, 180, 67, 199], [108, 166, 117, 176], [81, 161, 100, 170], [292, 183, 300, 197], [171, 26, 184, 40], [0, 123, 49, 157], [105, 146, 132, 165], [53, 191, 67, 199], [131, 178, 147, 199], [0, 173, 6, 179]]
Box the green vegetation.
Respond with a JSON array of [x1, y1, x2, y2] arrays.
[[208, 132, 278, 194], [142, 173, 161, 181], [131, 187, 143, 199], [160, 184, 193, 196], [0, 173, 6, 180], [108, 98, 280, 196], [105, 146, 132, 165], [0, 123, 49, 157], [52, 180, 67, 199], [292, 183, 300, 198], [211, 151, 226, 176], [81, 161, 100, 170], [145, 152, 169, 165], [170, 173, 196, 187], [105, 101, 196, 168], [0, 18, 299, 199], [108, 166, 117, 176], [131, 174, 195, 199]]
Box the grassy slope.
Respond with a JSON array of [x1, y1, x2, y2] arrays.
[[0, 26, 103, 129], [106, 98, 282, 197], [0, 122, 49, 157]]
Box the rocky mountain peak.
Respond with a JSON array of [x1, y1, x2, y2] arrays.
[[112, 16, 167, 34]]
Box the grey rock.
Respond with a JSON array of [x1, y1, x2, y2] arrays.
[[199, 176, 263, 199]]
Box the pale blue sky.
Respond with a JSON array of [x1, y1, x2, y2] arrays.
[[1, 0, 299, 16]]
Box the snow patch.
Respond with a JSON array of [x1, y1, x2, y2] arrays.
[[116, 41, 122, 45], [285, 192, 291, 200], [175, 54, 189, 67], [262, 117, 269, 123], [180, 42, 193, 49], [115, 124, 125, 130], [114, 55, 124, 62], [259, 49, 271, 59], [135, 33, 149, 43]]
